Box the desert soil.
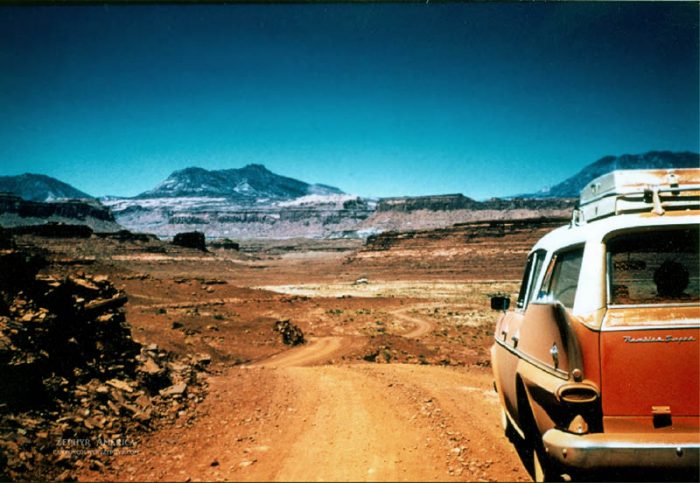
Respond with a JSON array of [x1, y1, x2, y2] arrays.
[[13, 226, 545, 482]]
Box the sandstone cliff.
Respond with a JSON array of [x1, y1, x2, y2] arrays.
[[0, 193, 122, 233]]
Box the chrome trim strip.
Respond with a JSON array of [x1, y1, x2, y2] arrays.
[[608, 303, 700, 309], [493, 338, 569, 380], [601, 323, 700, 332]]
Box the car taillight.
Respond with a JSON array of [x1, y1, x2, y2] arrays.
[[557, 383, 599, 405]]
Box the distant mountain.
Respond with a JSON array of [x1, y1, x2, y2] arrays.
[[0, 174, 92, 202], [138, 164, 343, 200], [528, 151, 700, 198]]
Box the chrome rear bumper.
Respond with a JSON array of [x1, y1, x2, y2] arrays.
[[542, 429, 700, 470]]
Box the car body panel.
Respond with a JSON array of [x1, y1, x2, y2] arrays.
[[491, 168, 700, 477], [600, 326, 700, 417]]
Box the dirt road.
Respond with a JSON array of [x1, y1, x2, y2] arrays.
[[390, 309, 435, 339], [14, 215, 542, 482], [250, 336, 350, 368], [85, 331, 531, 482]]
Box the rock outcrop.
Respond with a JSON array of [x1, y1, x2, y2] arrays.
[[0, 240, 208, 481], [105, 195, 374, 239], [377, 194, 481, 212], [208, 238, 240, 251], [101, 163, 580, 239], [7, 223, 94, 238], [0, 193, 121, 233], [376, 194, 575, 213], [350, 217, 570, 280], [172, 231, 207, 251], [273, 320, 305, 346]]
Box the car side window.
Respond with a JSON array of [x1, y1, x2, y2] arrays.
[[528, 251, 546, 303], [538, 246, 584, 308], [516, 249, 547, 310]]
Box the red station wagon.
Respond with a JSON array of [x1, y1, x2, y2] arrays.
[[490, 168, 700, 481]]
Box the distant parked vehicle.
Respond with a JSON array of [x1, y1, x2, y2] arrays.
[[490, 168, 700, 481]]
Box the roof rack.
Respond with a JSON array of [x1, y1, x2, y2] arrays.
[[576, 168, 700, 223]]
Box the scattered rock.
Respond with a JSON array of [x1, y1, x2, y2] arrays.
[[273, 320, 305, 346], [138, 357, 162, 375], [200, 279, 227, 285], [193, 353, 212, 367], [160, 382, 187, 397], [106, 379, 133, 393]]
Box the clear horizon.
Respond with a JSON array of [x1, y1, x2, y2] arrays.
[[1, 3, 698, 199]]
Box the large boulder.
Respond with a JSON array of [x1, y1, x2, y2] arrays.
[[172, 231, 206, 251]]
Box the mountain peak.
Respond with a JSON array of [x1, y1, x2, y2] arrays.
[[242, 163, 268, 171], [178, 166, 209, 174], [0, 173, 92, 202], [138, 165, 343, 200], [527, 151, 700, 198]]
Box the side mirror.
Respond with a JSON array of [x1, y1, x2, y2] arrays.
[[491, 296, 511, 311]]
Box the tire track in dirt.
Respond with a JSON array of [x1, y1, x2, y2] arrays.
[[390, 309, 434, 339], [249, 336, 348, 368], [356, 364, 531, 481], [268, 366, 449, 482], [249, 306, 434, 371], [83, 363, 530, 482]]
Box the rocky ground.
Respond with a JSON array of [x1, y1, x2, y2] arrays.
[[0, 236, 210, 481], [0, 219, 564, 482]]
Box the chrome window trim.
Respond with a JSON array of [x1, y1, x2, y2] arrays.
[[536, 244, 585, 309]]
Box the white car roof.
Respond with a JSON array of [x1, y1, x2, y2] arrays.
[[531, 210, 700, 254]]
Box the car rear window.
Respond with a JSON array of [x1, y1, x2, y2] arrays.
[[607, 226, 700, 305]]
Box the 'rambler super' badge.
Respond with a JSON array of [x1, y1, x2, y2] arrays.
[[624, 335, 696, 343]]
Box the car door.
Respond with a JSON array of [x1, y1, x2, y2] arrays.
[[493, 249, 547, 421], [516, 246, 587, 433]]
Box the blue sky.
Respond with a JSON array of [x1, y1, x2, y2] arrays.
[[0, 3, 698, 199]]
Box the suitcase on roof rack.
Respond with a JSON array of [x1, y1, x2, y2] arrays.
[[579, 168, 700, 222]]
